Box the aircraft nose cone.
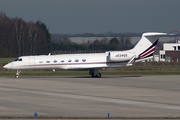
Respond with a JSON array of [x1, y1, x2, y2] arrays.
[[3, 63, 11, 69]]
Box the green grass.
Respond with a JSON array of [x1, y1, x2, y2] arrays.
[[1, 69, 180, 77], [102, 69, 180, 75], [0, 70, 90, 77]]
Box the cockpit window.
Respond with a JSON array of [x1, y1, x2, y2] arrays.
[[14, 58, 19, 61], [14, 58, 22, 61]]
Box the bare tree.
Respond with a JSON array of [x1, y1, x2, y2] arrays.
[[93, 39, 100, 45], [118, 36, 132, 50], [25, 22, 36, 55], [60, 37, 71, 44], [0, 11, 51, 57], [100, 37, 109, 44], [13, 18, 27, 56]]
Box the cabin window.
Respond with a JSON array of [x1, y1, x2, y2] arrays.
[[53, 60, 57, 63], [46, 60, 50, 63], [68, 59, 71, 62], [75, 59, 79, 62], [39, 60, 43, 63], [82, 58, 86, 62], [61, 60, 64, 62]]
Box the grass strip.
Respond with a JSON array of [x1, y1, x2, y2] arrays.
[[1, 69, 180, 77]]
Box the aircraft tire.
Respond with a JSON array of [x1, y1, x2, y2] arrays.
[[97, 73, 101, 78], [91, 73, 95, 77], [15, 75, 19, 78], [92, 73, 101, 78]]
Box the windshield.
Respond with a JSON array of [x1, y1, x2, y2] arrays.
[[14, 58, 19, 61], [14, 58, 22, 61]]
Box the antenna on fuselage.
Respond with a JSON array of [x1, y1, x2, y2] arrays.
[[48, 53, 51, 56]]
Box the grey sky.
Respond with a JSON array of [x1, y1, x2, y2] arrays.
[[0, 0, 180, 34]]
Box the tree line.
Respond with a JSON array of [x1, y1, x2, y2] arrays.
[[0, 12, 135, 58], [0, 12, 51, 57], [51, 36, 133, 52], [52, 32, 142, 39]]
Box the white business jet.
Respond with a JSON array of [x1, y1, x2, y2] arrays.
[[3, 32, 167, 78]]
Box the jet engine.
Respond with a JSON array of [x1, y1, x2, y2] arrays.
[[107, 51, 136, 62]]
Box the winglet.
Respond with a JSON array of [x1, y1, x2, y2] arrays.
[[126, 55, 136, 66]]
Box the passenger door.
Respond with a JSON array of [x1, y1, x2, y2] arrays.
[[29, 58, 35, 68]]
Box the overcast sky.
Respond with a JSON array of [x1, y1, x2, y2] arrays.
[[0, 0, 180, 34]]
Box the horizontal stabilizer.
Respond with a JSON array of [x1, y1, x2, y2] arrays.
[[143, 32, 168, 37]]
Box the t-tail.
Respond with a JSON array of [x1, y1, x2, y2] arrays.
[[131, 32, 168, 62], [106, 32, 168, 66]]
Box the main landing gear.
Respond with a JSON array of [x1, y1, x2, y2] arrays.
[[89, 69, 101, 78], [15, 70, 21, 78]]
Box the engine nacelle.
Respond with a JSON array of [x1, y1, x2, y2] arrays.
[[106, 51, 136, 62]]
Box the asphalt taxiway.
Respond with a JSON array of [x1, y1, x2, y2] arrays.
[[0, 75, 180, 118]]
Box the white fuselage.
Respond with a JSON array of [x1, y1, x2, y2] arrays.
[[4, 51, 135, 70]]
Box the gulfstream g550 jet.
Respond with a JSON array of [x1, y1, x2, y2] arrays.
[[4, 32, 167, 78]]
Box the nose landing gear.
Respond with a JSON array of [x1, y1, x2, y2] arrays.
[[15, 70, 21, 78]]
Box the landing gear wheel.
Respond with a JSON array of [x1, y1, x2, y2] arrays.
[[97, 73, 101, 78], [90, 69, 102, 78], [15, 75, 19, 78], [91, 73, 101, 78], [15, 70, 21, 79], [91, 73, 95, 77]]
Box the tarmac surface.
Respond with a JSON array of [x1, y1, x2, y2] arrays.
[[0, 75, 180, 119]]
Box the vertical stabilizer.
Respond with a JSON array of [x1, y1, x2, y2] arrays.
[[131, 32, 167, 61]]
